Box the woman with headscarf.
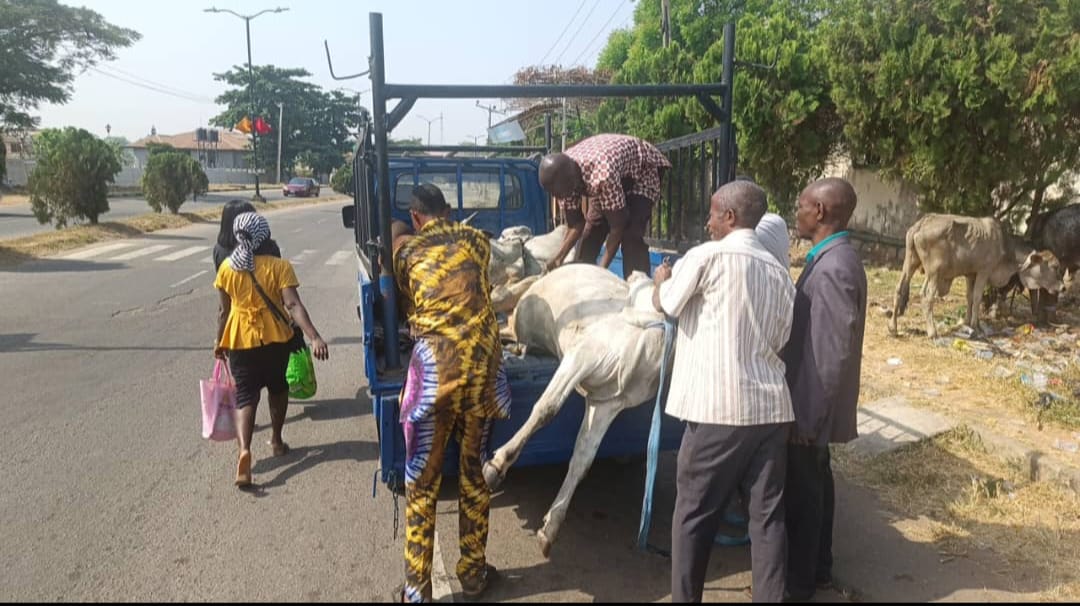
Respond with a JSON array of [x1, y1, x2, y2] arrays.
[[212, 199, 281, 271], [213, 211, 329, 487]]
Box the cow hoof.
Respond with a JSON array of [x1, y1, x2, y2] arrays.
[[538, 528, 553, 559], [482, 461, 505, 492]]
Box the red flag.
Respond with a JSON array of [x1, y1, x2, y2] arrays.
[[254, 116, 271, 136]]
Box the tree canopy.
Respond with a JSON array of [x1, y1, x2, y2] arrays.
[[0, 0, 139, 131], [210, 65, 359, 178], [824, 0, 1080, 225]]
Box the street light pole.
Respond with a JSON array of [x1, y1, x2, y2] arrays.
[[205, 6, 289, 202], [417, 114, 444, 147], [276, 101, 284, 184]]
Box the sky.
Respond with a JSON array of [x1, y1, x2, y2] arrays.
[[37, 0, 639, 145]]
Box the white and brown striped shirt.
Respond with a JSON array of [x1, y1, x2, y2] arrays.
[[658, 229, 796, 426]]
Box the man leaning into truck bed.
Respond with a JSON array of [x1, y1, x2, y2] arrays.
[[539, 133, 671, 278], [392, 184, 511, 603]]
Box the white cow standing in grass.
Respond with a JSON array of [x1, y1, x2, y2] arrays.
[[483, 263, 670, 557]]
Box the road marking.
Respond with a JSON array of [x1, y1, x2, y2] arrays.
[[292, 227, 304, 233], [155, 246, 209, 262], [170, 270, 209, 288], [431, 530, 455, 602], [291, 249, 317, 264], [325, 250, 352, 266], [201, 255, 214, 264], [107, 244, 172, 261], [61, 242, 138, 260]]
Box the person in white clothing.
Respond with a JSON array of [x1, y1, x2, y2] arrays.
[[652, 180, 796, 603]]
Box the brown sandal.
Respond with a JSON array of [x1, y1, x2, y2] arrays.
[[235, 450, 252, 487], [460, 564, 499, 600]]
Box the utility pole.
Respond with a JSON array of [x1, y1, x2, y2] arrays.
[[205, 6, 289, 202], [276, 102, 284, 183], [476, 100, 506, 129], [661, 0, 671, 47], [560, 97, 568, 151]]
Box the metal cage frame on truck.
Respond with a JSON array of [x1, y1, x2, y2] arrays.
[[354, 11, 737, 374]]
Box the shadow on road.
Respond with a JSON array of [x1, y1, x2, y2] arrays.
[[0, 333, 207, 353], [248, 391, 376, 489], [0, 257, 128, 273]]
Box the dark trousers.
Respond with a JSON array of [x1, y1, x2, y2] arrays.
[[671, 422, 790, 603], [577, 193, 653, 279], [785, 444, 835, 599]]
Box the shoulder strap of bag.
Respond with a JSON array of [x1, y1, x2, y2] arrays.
[[247, 269, 293, 330]]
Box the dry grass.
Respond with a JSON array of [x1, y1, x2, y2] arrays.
[[835, 426, 1080, 599], [0, 195, 347, 267], [0, 193, 30, 206]]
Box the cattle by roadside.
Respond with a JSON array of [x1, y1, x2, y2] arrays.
[[1027, 205, 1080, 324], [890, 214, 1064, 339]]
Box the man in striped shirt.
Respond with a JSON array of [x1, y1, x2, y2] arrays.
[[652, 180, 796, 603], [539, 134, 671, 278]]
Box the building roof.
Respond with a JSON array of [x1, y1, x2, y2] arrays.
[[129, 129, 249, 152]]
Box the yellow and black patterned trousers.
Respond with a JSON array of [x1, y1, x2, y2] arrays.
[[402, 410, 493, 603]]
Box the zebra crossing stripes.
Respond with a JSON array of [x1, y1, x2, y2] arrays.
[[58, 241, 353, 267]]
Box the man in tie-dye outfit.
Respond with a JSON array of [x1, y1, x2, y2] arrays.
[[392, 184, 511, 603]]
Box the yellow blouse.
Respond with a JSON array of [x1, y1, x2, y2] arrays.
[[214, 256, 299, 350]]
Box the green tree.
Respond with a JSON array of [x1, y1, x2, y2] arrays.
[[210, 66, 358, 178], [591, 0, 840, 210], [824, 0, 1080, 226], [330, 161, 354, 195], [104, 135, 134, 167], [28, 127, 121, 226], [0, 0, 139, 130], [145, 141, 176, 157], [0, 135, 6, 184], [142, 151, 208, 214]]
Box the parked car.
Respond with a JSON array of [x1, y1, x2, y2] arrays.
[[282, 177, 320, 197]]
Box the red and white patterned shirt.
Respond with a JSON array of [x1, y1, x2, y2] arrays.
[[557, 134, 671, 213]]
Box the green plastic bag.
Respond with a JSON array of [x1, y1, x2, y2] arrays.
[[286, 346, 317, 400]]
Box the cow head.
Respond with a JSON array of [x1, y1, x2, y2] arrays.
[[489, 238, 525, 286], [1017, 250, 1066, 295]]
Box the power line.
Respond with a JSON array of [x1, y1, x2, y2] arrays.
[[88, 67, 216, 104], [570, 2, 630, 67], [537, 0, 589, 66], [554, 0, 601, 65], [96, 64, 212, 100]]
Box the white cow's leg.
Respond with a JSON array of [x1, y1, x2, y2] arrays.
[[484, 350, 599, 491], [970, 273, 989, 334], [537, 399, 624, 558], [924, 277, 940, 339]]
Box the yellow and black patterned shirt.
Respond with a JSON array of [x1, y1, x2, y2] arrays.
[[393, 218, 504, 417]]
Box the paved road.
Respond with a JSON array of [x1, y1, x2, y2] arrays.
[[0, 188, 319, 240], [0, 201, 1032, 601]]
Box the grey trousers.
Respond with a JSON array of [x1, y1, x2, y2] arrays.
[[671, 422, 790, 603]]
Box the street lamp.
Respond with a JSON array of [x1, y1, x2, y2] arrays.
[[204, 6, 289, 202], [417, 113, 443, 146]]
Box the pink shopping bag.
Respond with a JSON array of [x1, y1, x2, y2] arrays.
[[200, 360, 237, 441]]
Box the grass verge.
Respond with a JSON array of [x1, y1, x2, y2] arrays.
[[835, 426, 1080, 599]]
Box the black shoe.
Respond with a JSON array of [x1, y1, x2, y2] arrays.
[[783, 588, 816, 602]]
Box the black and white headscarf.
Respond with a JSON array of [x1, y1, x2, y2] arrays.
[[229, 212, 270, 272]]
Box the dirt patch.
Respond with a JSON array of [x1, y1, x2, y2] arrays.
[[835, 426, 1080, 600], [0, 195, 348, 267]]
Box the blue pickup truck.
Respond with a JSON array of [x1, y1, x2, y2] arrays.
[[342, 12, 737, 492]]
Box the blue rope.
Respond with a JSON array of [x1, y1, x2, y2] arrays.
[[637, 316, 678, 551]]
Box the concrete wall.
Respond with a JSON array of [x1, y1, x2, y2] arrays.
[[5, 158, 265, 188], [822, 157, 922, 241]]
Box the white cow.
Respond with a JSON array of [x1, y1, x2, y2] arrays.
[[489, 224, 577, 313], [484, 263, 670, 557]]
